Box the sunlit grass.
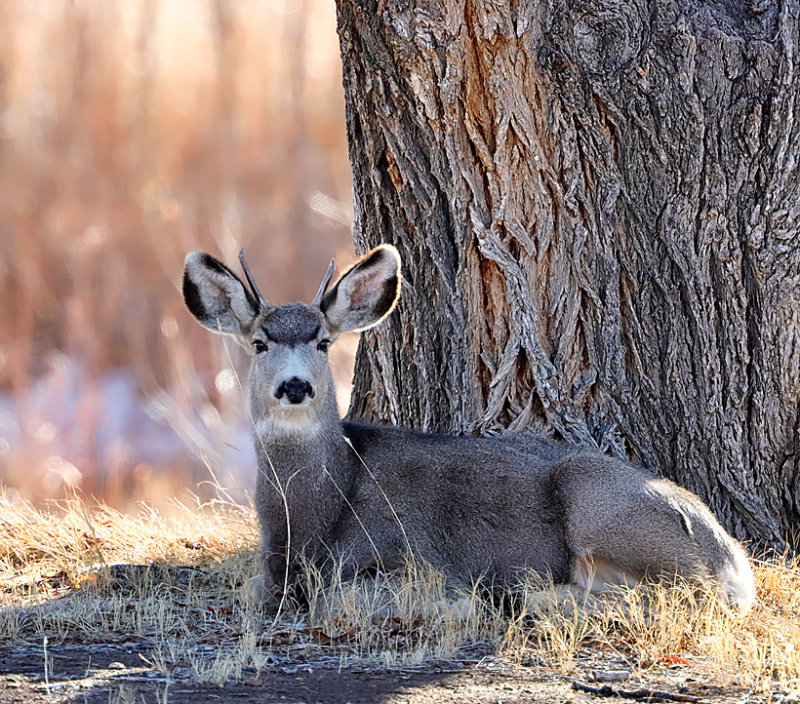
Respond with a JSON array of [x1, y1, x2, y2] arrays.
[[1, 494, 798, 694]]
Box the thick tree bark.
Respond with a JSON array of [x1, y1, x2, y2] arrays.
[[334, 0, 800, 549]]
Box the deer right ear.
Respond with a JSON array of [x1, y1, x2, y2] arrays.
[[183, 252, 259, 335], [320, 244, 401, 335]]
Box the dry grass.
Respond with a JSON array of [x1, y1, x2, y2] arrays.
[[1, 495, 798, 696], [502, 569, 800, 692]]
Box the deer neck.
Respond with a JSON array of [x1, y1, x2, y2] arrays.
[[251, 383, 355, 552]]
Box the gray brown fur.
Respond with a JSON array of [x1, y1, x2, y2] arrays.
[[182, 245, 755, 610]]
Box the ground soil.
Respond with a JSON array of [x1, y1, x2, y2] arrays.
[[0, 641, 772, 704]]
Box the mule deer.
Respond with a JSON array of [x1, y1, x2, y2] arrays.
[[182, 245, 755, 611]]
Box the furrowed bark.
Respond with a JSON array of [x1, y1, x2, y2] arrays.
[[335, 0, 800, 548]]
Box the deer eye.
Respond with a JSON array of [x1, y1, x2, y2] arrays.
[[317, 339, 331, 353], [253, 340, 268, 354]]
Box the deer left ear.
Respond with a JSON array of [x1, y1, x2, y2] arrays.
[[183, 251, 259, 335], [320, 245, 401, 335]]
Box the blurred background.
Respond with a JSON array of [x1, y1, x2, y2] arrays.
[[0, 0, 357, 510]]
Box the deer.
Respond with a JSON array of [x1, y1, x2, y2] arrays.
[[182, 244, 756, 612]]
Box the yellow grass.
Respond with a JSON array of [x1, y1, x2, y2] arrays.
[[1, 493, 798, 694]]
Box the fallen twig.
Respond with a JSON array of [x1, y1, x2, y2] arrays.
[[572, 680, 701, 702]]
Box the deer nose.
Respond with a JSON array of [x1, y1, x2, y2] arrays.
[[275, 376, 315, 404]]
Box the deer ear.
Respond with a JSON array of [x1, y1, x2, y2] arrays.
[[320, 244, 401, 334], [183, 252, 259, 335]]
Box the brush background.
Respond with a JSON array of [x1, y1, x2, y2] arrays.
[[0, 0, 356, 509]]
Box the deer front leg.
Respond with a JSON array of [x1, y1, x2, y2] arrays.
[[246, 526, 294, 608]]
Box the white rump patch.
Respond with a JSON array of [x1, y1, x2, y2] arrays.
[[717, 549, 756, 612]]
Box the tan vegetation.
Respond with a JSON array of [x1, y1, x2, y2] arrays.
[[0, 0, 354, 508], [1, 495, 798, 696]]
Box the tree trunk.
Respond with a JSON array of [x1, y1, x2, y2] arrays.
[[334, 0, 800, 549]]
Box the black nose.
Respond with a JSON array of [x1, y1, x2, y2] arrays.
[[275, 376, 314, 404]]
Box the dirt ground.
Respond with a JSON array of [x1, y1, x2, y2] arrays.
[[0, 641, 775, 704]]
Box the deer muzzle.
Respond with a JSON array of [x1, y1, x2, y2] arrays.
[[275, 376, 315, 404]]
